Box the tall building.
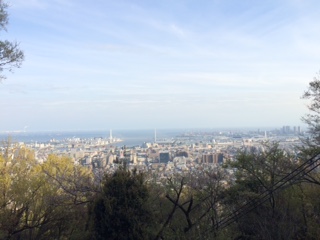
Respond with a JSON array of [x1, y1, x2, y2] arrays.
[[159, 152, 170, 163], [216, 153, 224, 164], [202, 154, 214, 164], [285, 126, 290, 133]]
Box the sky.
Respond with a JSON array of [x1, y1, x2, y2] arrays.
[[0, 0, 319, 132]]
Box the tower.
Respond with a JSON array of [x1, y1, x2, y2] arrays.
[[154, 128, 157, 143], [109, 129, 113, 143]]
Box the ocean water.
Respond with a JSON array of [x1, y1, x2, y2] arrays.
[[0, 129, 184, 147]]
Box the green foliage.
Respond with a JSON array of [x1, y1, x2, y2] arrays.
[[227, 143, 295, 194], [91, 168, 154, 240], [222, 142, 320, 240], [1, 142, 320, 240], [150, 169, 227, 240], [0, 0, 24, 81], [0, 145, 94, 239]]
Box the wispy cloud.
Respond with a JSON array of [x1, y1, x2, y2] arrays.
[[1, 0, 318, 130]]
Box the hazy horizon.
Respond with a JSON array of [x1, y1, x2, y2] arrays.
[[0, 0, 318, 131], [0, 125, 307, 134]]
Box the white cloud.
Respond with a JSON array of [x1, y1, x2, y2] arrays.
[[1, 0, 318, 131]]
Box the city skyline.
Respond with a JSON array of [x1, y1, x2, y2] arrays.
[[0, 0, 319, 131]]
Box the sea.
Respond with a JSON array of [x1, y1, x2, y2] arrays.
[[0, 129, 186, 147], [0, 127, 273, 147]]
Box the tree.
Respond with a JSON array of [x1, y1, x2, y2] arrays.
[[152, 168, 227, 240], [0, 0, 24, 81], [222, 143, 317, 240], [90, 167, 155, 240], [0, 143, 94, 239], [301, 71, 320, 145]]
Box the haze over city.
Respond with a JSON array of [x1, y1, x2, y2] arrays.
[[1, 0, 319, 131]]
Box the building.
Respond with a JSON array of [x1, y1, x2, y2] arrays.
[[159, 152, 170, 163]]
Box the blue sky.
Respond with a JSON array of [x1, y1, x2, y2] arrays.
[[0, 0, 319, 131]]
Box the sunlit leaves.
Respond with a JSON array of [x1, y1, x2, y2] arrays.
[[0, 146, 94, 239]]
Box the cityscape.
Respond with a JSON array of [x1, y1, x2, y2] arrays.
[[1, 0, 320, 239], [1, 126, 305, 179]]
